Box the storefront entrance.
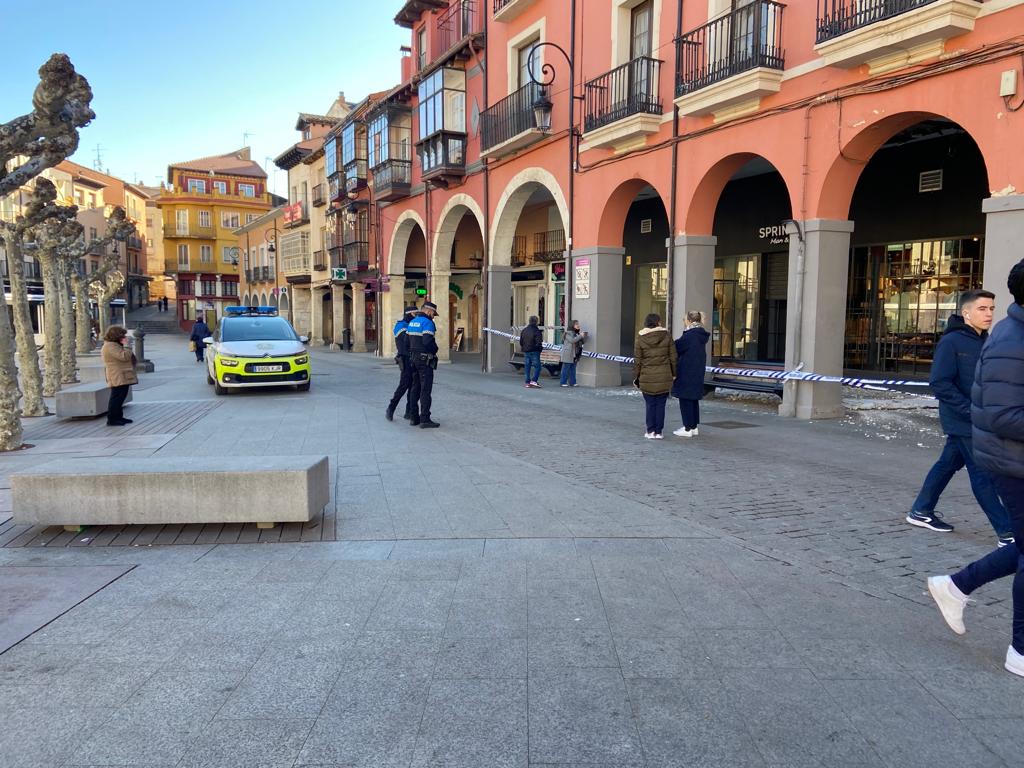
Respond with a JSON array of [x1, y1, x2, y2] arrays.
[[713, 251, 787, 362]]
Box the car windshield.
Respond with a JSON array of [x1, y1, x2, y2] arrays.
[[220, 317, 299, 343]]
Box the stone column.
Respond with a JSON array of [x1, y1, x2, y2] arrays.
[[669, 235, 716, 336], [982, 195, 1024, 320], [780, 219, 854, 420], [432, 270, 451, 363], [331, 284, 345, 349], [351, 281, 367, 353], [485, 265, 513, 372], [309, 286, 324, 346], [381, 275, 406, 358], [572, 246, 624, 388]]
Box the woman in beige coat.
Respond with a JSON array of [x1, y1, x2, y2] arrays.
[[101, 325, 138, 426]]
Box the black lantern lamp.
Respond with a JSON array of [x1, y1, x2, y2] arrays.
[[533, 88, 553, 132]]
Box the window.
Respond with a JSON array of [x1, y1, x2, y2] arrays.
[[200, 280, 217, 296], [177, 244, 189, 268], [88, 193, 96, 208], [187, 178, 207, 194], [147, 238, 153, 248], [238, 183, 255, 197], [325, 136, 338, 177], [417, 67, 466, 140], [222, 246, 237, 264], [179, 279, 194, 295], [246, 213, 258, 224], [176, 209, 188, 234], [77, 259, 85, 274], [89, 227, 98, 241], [630, 0, 653, 59], [198, 210, 211, 228], [200, 244, 213, 263], [417, 27, 427, 70], [517, 38, 540, 89], [221, 317, 298, 342], [303, 128, 312, 141], [91, 261, 98, 273], [213, 180, 227, 194], [222, 281, 237, 297], [221, 212, 240, 229], [146, 217, 153, 227], [259, 244, 267, 266], [74, 190, 84, 207]]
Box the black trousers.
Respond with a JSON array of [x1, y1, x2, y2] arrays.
[[194, 344, 204, 361], [107, 384, 130, 423], [679, 399, 700, 430], [413, 355, 434, 421], [388, 356, 415, 416]]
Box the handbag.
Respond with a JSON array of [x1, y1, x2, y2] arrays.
[[189, 340, 196, 352]]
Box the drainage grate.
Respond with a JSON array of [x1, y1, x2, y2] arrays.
[[704, 420, 760, 429]]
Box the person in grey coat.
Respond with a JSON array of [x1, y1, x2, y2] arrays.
[[559, 320, 587, 387]]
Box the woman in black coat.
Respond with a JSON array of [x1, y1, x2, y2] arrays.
[[190, 317, 212, 363], [671, 311, 710, 437]]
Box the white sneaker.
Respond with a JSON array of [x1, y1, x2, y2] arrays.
[[691, 428, 699, 436], [927, 575, 969, 635], [644, 432, 654, 439], [653, 433, 663, 439], [1005, 645, 1024, 678], [672, 427, 693, 437]]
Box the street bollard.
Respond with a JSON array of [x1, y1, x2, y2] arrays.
[[130, 327, 156, 373]]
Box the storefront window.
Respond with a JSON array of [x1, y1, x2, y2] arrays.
[[635, 263, 668, 332], [713, 255, 759, 360]]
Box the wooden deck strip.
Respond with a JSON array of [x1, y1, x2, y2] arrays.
[[22, 525, 66, 548], [174, 524, 204, 546], [194, 524, 224, 544], [153, 524, 184, 546], [89, 524, 128, 547], [130, 524, 165, 547], [216, 523, 243, 545]]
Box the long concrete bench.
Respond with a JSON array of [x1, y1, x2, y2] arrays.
[[55, 381, 133, 419], [11, 455, 330, 531]]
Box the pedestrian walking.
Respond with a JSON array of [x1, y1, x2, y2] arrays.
[[559, 320, 587, 387], [407, 301, 440, 428], [520, 316, 544, 388], [633, 313, 677, 440], [101, 325, 137, 427], [386, 305, 419, 422], [906, 289, 1012, 543], [190, 317, 211, 363], [927, 259, 1024, 678], [671, 311, 710, 437]]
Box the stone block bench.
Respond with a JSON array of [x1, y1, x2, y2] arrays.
[[55, 381, 132, 419], [11, 455, 330, 531]]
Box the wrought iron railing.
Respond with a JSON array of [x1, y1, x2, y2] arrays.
[[313, 250, 327, 271], [345, 160, 367, 193], [419, 134, 467, 178], [815, 0, 972, 43], [343, 242, 370, 272], [584, 57, 662, 133], [326, 231, 342, 252], [532, 229, 566, 263], [434, 0, 483, 59], [481, 82, 543, 151], [676, 1, 785, 96], [511, 234, 527, 267], [312, 184, 326, 207], [372, 158, 412, 191]]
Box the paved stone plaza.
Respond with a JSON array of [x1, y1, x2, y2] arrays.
[[0, 334, 1021, 767]]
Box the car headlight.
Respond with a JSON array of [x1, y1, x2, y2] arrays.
[[220, 358, 239, 367], [294, 356, 309, 365]]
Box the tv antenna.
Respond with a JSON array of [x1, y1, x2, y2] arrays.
[[242, 130, 255, 146], [93, 144, 105, 171]]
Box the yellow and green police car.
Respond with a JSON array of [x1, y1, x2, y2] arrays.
[[204, 307, 311, 395]]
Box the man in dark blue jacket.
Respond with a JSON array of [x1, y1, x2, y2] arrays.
[[927, 259, 1024, 678], [385, 306, 418, 422], [907, 289, 1012, 543]]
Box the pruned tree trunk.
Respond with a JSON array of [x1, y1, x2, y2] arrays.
[[39, 251, 61, 396], [5, 240, 47, 416], [73, 275, 91, 354], [58, 262, 77, 383], [0, 292, 24, 451]]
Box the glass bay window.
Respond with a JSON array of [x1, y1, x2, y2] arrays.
[[416, 67, 467, 178], [342, 122, 367, 194]]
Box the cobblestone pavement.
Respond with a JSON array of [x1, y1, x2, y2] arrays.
[[0, 335, 1020, 768]]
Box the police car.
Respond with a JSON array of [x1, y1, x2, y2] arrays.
[[204, 306, 311, 395]]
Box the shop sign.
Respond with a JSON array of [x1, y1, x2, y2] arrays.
[[574, 258, 590, 300], [282, 202, 304, 225], [758, 224, 790, 246], [449, 282, 464, 299], [551, 262, 566, 281]]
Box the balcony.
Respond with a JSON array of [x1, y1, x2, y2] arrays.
[[511, 235, 527, 268], [815, 0, 981, 73], [372, 157, 412, 202], [432, 0, 484, 63], [481, 82, 546, 159], [282, 252, 310, 277], [163, 224, 215, 239], [283, 201, 309, 229], [493, 0, 537, 24], [261, 266, 272, 281], [244, 268, 253, 282], [311, 184, 326, 207], [127, 235, 143, 250], [312, 250, 328, 272], [674, 1, 785, 121], [418, 133, 466, 183], [343, 241, 370, 273], [328, 174, 344, 202], [344, 160, 368, 194], [531, 230, 566, 263], [581, 57, 663, 153]]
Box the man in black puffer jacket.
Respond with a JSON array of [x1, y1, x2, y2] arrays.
[[926, 259, 1024, 679]]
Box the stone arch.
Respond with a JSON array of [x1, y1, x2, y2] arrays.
[[270, 294, 278, 308], [684, 152, 797, 234], [490, 167, 570, 268], [242, 293, 250, 306], [432, 193, 487, 276], [280, 293, 289, 312], [816, 111, 990, 220], [387, 209, 427, 276], [597, 177, 670, 245], [260, 292, 268, 306]]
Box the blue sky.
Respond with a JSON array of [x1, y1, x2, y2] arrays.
[[0, 1, 408, 195]]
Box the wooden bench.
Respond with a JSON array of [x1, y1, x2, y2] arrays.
[[55, 381, 133, 419], [11, 455, 330, 531], [508, 350, 563, 377]]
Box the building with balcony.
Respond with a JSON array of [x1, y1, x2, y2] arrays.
[[235, 206, 286, 316], [156, 147, 272, 330], [367, 0, 1024, 421]]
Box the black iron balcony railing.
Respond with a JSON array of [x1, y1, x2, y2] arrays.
[[532, 229, 566, 263], [244, 268, 253, 282], [816, 0, 971, 43], [493, 0, 517, 11], [313, 250, 327, 271], [328, 174, 344, 202], [372, 158, 412, 201], [419, 134, 467, 179], [343, 241, 370, 272], [433, 0, 483, 60], [676, 1, 785, 97], [511, 234, 527, 267], [344, 160, 368, 194], [326, 231, 342, 252], [312, 184, 326, 207], [481, 82, 543, 152], [584, 57, 662, 133]]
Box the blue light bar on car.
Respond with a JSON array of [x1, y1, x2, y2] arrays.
[[224, 306, 278, 316]]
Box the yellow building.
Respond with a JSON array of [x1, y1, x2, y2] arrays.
[[156, 147, 271, 329]]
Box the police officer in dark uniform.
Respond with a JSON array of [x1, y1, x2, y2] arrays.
[[406, 301, 440, 428], [386, 305, 419, 422]]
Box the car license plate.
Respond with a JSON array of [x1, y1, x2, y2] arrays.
[[252, 365, 282, 373]]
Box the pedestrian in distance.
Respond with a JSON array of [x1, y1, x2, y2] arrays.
[[520, 316, 544, 388], [672, 311, 710, 438], [559, 319, 587, 387], [633, 313, 677, 440], [407, 301, 441, 428], [927, 259, 1024, 678], [101, 325, 137, 427], [386, 305, 419, 422], [190, 316, 212, 363], [906, 289, 1013, 544]]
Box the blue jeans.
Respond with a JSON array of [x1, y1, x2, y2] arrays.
[[523, 351, 541, 383], [951, 474, 1024, 653], [559, 362, 577, 386], [643, 392, 668, 435], [912, 435, 1012, 536]]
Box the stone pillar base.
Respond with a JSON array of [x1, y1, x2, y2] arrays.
[[433, 271, 451, 363], [351, 283, 367, 353], [571, 247, 624, 388], [485, 266, 513, 372]]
